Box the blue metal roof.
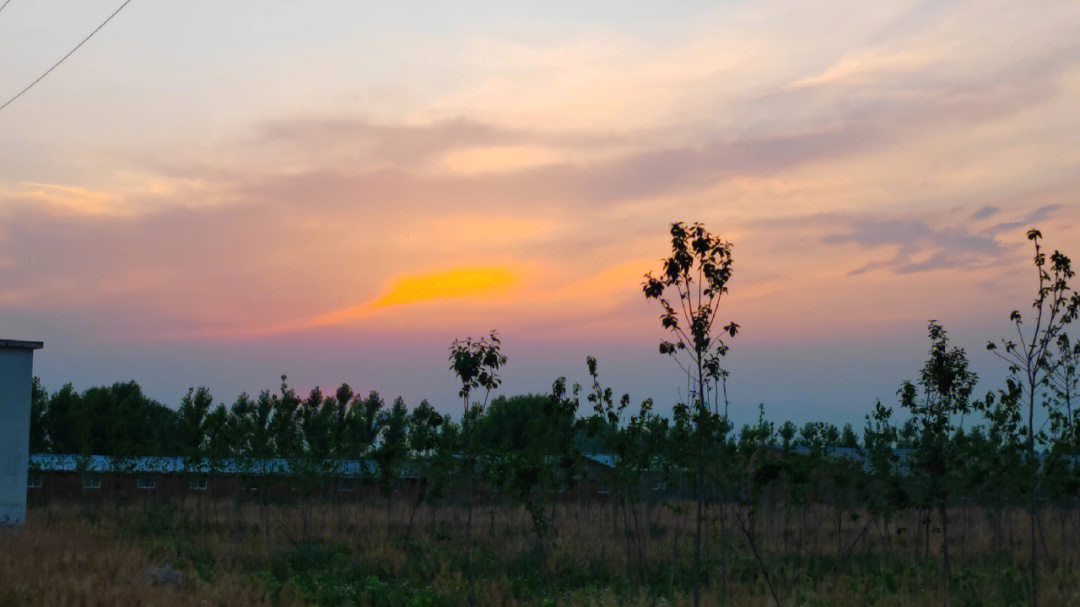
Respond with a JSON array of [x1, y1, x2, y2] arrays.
[[582, 454, 618, 468], [29, 454, 378, 477]]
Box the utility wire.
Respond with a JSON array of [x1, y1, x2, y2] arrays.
[[0, 1, 12, 17], [0, 0, 133, 114]]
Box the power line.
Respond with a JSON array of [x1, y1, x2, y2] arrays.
[[0, 0, 134, 114], [0, 1, 12, 17]]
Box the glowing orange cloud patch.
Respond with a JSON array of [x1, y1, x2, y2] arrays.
[[183, 266, 521, 339], [374, 267, 517, 307]]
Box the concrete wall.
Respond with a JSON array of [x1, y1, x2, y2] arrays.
[[0, 340, 41, 525]]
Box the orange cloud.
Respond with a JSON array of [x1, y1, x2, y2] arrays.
[[189, 266, 520, 339], [374, 266, 517, 307]]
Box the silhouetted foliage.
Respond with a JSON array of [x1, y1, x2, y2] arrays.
[[987, 228, 1080, 606]]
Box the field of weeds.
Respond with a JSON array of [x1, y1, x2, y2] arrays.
[[0, 512, 300, 607], [4, 498, 1080, 607]]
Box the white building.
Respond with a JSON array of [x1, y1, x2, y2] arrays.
[[0, 339, 43, 525]]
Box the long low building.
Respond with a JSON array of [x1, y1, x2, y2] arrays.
[[31, 448, 1073, 505], [27, 454, 386, 502], [26, 453, 613, 503]]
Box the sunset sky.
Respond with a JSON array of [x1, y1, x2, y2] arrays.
[[2, 1, 1079, 425]]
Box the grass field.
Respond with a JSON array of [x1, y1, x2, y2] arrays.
[[4, 496, 1080, 607]]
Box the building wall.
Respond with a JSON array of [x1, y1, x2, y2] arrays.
[[0, 347, 35, 525], [26, 471, 423, 505]]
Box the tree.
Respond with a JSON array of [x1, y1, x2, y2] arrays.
[[41, 383, 82, 455], [643, 221, 738, 607], [449, 330, 507, 430], [862, 401, 904, 552], [330, 383, 356, 459], [575, 357, 656, 579], [224, 392, 265, 501], [404, 399, 443, 542], [177, 386, 214, 465], [644, 222, 738, 418], [177, 386, 217, 528], [1048, 333, 1079, 445], [448, 330, 507, 595], [900, 321, 977, 597], [300, 386, 336, 462], [293, 386, 342, 539], [230, 390, 275, 481], [345, 390, 384, 462], [986, 228, 1080, 606], [269, 376, 303, 460], [374, 397, 410, 536], [485, 390, 578, 582], [29, 378, 48, 454]]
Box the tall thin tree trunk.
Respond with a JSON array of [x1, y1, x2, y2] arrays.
[[1029, 387, 1038, 607], [940, 504, 951, 607], [693, 476, 703, 607], [405, 478, 427, 544], [721, 501, 728, 607]]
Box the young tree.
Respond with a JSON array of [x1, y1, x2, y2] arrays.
[[644, 222, 738, 418], [900, 321, 977, 596], [346, 390, 384, 462], [374, 397, 410, 536], [293, 387, 341, 539], [343, 391, 384, 534], [404, 400, 443, 542], [643, 221, 738, 607], [29, 378, 48, 454], [862, 401, 903, 552], [232, 391, 275, 466], [227, 391, 272, 508], [300, 387, 336, 463], [986, 228, 1080, 606], [482, 390, 578, 581], [177, 386, 214, 467], [330, 383, 356, 458], [42, 383, 83, 455], [733, 406, 783, 607], [203, 403, 232, 461], [270, 375, 303, 460], [176, 386, 216, 527], [448, 330, 507, 591], [449, 331, 507, 429], [1048, 333, 1079, 445], [576, 357, 656, 579]]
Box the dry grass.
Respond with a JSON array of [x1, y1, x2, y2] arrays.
[[6, 497, 1080, 606], [0, 510, 303, 607]]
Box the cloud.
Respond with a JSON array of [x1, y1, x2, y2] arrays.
[[188, 266, 521, 339], [787, 48, 935, 89], [970, 206, 999, 221], [227, 120, 883, 222], [375, 267, 517, 307], [819, 205, 1069, 275], [253, 117, 522, 170]]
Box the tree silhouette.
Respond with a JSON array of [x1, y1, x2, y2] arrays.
[[404, 399, 443, 542], [901, 320, 977, 596], [1048, 334, 1079, 445], [644, 221, 738, 607], [29, 378, 48, 454], [448, 330, 507, 599], [987, 228, 1080, 606]]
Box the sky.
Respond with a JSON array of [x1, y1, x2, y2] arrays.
[[1, 1, 1079, 427]]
